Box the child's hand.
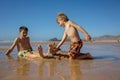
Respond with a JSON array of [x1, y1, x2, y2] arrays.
[[54, 47, 60, 52], [86, 35, 91, 41]]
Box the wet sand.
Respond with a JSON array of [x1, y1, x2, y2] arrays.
[[0, 41, 120, 80]]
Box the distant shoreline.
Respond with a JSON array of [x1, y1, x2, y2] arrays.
[[0, 40, 120, 45], [0, 40, 120, 51], [30, 40, 120, 45]]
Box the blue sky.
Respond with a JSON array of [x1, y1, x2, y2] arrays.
[[0, 0, 120, 41]]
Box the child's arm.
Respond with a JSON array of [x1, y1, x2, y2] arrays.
[[5, 38, 18, 55], [28, 37, 33, 51], [70, 21, 91, 40], [56, 32, 67, 49]]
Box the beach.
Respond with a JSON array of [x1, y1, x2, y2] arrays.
[[0, 41, 120, 80]]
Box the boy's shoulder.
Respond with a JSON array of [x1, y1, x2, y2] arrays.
[[17, 37, 29, 39], [14, 37, 29, 41], [68, 20, 75, 24], [14, 37, 19, 41], [66, 20, 76, 26]]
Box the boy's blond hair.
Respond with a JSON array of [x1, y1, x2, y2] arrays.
[[56, 13, 69, 23]]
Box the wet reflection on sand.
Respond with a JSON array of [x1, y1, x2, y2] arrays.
[[1, 55, 93, 80], [0, 43, 120, 80]]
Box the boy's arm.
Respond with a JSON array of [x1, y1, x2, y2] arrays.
[[70, 21, 91, 40], [56, 32, 67, 49], [28, 37, 33, 51], [5, 38, 18, 55]]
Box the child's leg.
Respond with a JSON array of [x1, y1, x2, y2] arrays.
[[47, 43, 57, 55], [39, 44, 55, 59], [38, 45, 44, 58], [76, 53, 93, 59], [25, 45, 44, 58], [69, 40, 83, 59], [25, 52, 39, 58], [47, 43, 53, 54], [86, 53, 93, 59]]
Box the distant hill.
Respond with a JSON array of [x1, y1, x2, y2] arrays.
[[49, 35, 120, 41], [49, 37, 60, 41], [49, 37, 70, 41], [93, 35, 120, 40]]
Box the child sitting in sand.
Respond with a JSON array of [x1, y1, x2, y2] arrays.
[[55, 12, 93, 60], [5, 26, 48, 58]]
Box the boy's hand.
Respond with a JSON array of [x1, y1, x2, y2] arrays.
[[86, 35, 91, 41], [54, 47, 60, 52]]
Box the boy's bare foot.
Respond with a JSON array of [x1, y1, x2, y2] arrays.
[[86, 53, 93, 59], [48, 43, 56, 55], [38, 45, 44, 58]]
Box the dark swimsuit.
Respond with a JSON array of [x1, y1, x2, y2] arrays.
[[69, 40, 83, 59]]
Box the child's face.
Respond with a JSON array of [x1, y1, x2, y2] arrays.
[[20, 29, 28, 38], [57, 18, 65, 27]]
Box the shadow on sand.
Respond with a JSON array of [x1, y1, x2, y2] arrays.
[[94, 55, 120, 60]]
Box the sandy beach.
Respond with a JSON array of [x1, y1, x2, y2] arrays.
[[0, 41, 120, 80]]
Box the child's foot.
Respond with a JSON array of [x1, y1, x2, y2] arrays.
[[38, 45, 44, 58], [48, 43, 55, 55], [86, 53, 93, 59]]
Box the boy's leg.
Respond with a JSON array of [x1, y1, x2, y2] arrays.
[[38, 45, 44, 58], [38, 45, 55, 59], [47, 43, 54, 54], [69, 40, 83, 59], [25, 52, 39, 58], [25, 45, 44, 58], [48, 43, 58, 55], [86, 53, 93, 59], [76, 53, 93, 59]]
